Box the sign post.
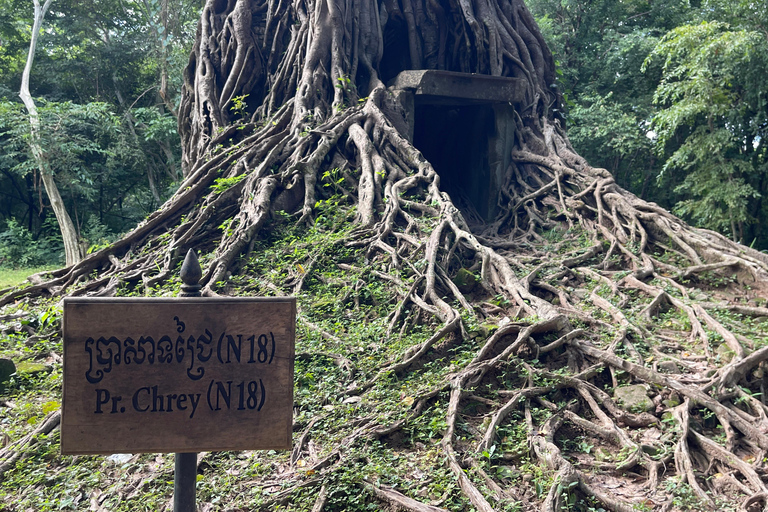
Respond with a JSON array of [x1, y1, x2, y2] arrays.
[[175, 250, 204, 512], [61, 249, 295, 511]]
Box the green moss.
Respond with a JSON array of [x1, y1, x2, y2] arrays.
[[15, 361, 49, 375]]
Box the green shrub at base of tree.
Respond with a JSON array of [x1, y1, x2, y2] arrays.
[[0, 219, 63, 269]]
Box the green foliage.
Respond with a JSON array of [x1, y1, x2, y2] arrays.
[[530, 0, 768, 247], [667, 127, 758, 232], [212, 173, 248, 194], [0, 97, 180, 244], [663, 477, 706, 510], [567, 92, 655, 190], [229, 94, 250, 122], [0, 218, 63, 268], [320, 167, 346, 195], [645, 20, 768, 240], [528, 0, 690, 205], [132, 107, 179, 143], [81, 215, 118, 253], [0, 0, 199, 252]]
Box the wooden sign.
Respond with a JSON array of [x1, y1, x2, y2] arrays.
[[61, 297, 295, 455]]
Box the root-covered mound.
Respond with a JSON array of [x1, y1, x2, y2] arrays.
[[3, 0, 768, 510]]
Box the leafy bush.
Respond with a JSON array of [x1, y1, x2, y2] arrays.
[[81, 215, 118, 254], [0, 219, 63, 268]]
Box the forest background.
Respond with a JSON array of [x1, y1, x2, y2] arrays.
[[0, 0, 766, 271]]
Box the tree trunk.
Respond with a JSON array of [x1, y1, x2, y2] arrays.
[[5, 0, 768, 508], [19, 0, 81, 267], [141, 0, 178, 118]]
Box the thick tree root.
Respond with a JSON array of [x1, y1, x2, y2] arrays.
[[4, 94, 768, 509]]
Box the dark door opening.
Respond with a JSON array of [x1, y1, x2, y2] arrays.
[[413, 104, 496, 224], [391, 71, 523, 226]]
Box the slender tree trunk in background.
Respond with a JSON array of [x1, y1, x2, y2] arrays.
[[111, 73, 164, 205], [25, 174, 35, 231], [19, 0, 82, 267], [142, 0, 178, 118]]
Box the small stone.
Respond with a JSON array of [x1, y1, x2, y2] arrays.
[[641, 444, 662, 457], [452, 268, 478, 294], [15, 361, 48, 375], [107, 453, 133, 464], [343, 396, 362, 405], [692, 291, 708, 301], [715, 343, 734, 363], [0, 359, 15, 385], [479, 324, 494, 334], [468, 324, 490, 340], [572, 289, 588, 299], [614, 384, 654, 413], [658, 361, 679, 374]]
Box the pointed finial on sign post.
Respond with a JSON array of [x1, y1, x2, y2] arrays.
[[179, 249, 202, 297], [176, 248, 201, 512]]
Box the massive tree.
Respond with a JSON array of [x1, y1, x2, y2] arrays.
[[4, 0, 768, 509]]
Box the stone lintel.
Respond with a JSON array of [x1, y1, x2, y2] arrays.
[[390, 70, 527, 105]]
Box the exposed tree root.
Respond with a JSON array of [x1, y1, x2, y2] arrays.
[[364, 481, 450, 512], [0, 411, 60, 480]]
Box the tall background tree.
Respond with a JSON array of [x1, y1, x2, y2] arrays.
[[645, 7, 768, 245], [527, 0, 768, 246], [3, 0, 768, 510], [18, 0, 81, 266], [526, 0, 690, 201], [0, 0, 201, 267]]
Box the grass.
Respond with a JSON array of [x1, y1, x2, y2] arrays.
[[0, 266, 58, 289]]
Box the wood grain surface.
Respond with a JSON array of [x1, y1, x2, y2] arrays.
[[61, 297, 295, 455]]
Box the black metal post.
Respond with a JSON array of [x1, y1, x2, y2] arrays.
[[175, 249, 202, 512], [174, 452, 197, 511]]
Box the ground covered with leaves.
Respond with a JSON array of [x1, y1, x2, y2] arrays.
[[1, 190, 767, 511]]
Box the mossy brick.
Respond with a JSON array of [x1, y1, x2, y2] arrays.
[[658, 361, 679, 374], [15, 361, 48, 375], [715, 343, 734, 362], [614, 384, 653, 413]]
